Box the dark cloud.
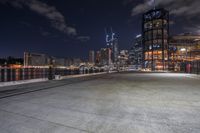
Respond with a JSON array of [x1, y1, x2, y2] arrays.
[[0, 0, 77, 36], [77, 36, 91, 42], [131, 0, 200, 16]]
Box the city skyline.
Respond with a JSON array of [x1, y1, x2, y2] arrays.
[[0, 2, 200, 132], [0, 0, 200, 58]]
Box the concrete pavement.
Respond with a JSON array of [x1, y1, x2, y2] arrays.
[[0, 72, 200, 133]]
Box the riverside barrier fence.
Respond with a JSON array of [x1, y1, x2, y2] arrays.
[[180, 60, 200, 74], [0, 67, 104, 82]]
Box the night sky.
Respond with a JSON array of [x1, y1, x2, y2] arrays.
[[0, 0, 199, 59]]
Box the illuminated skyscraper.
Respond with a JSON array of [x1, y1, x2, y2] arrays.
[[130, 34, 143, 68], [105, 28, 119, 64], [142, 8, 169, 71]]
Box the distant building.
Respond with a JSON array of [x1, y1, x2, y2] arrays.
[[65, 58, 73, 66], [89, 50, 95, 64], [129, 34, 143, 68], [95, 51, 101, 65], [0, 58, 7, 66], [134, 35, 143, 67], [72, 58, 82, 66], [0, 57, 23, 67], [100, 48, 112, 66], [53, 57, 66, 67], [119, 50, 129, 66], [24, 52, 82, 67], [143, 8, 169, 71], [105, 29, 119, 64], [112, 37, 119, 63], [129, 46, 135, 65], [24, 52, 49, 67]]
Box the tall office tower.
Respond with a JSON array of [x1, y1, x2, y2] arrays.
[[112, 37, 119, 63], [100, 48, 112, 66], [105, 28, 119, 64], [130, 34, 143, 68], [142, 8, 169, 71], [89, 50, 95, 64], [129, 45, 135, 65]]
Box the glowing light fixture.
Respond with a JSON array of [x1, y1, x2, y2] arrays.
[[180, 48, 186, 52]]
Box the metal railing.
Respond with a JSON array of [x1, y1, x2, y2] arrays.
[[180, 61, 200, 74], [0, 67, 48, 82], [190, 61, 200, 74], [0, 67, 104, 82]]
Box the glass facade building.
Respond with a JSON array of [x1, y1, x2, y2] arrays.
[[142, 8, 169, 71], [169, 34, 200, 72], [129, 35, 143, 68]]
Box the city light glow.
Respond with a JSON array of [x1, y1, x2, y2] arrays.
[[180, 48, 186, 51]]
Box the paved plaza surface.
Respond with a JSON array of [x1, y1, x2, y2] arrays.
[[0, 72, 200, 133]]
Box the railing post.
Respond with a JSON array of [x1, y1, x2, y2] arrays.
[[27, 68, 30, 79], [33, 68, 36, 79], [22, 68, 24, 80], [4, 66, 7, 82], [43, 68, 45, 78], [0, 68, 1, 82], [10, 68, 13, 81]]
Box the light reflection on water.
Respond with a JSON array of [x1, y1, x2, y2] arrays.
[[0, 67, 101, 82], [0, 68, 48, 82]]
